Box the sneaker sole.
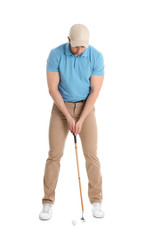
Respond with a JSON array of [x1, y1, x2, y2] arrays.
[[39, 212, 52, 221]]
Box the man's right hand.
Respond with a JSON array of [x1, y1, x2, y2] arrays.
[[66, 116, 76, 135]]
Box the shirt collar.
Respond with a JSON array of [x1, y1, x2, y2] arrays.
[[65, 43, 88, 57]]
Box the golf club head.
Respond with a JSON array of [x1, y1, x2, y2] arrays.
[[81, 216, 85, 222]]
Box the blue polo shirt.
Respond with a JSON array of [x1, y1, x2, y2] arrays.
[[46, 43, 104, 102]]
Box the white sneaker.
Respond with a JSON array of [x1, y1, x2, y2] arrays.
[[92, 202, 104, 218], [39, 203, 53, 220]]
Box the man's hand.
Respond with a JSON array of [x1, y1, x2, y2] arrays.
[[66, 116, 76, 135], [74, 119, 83, 136], [66, 116, 84, 136]]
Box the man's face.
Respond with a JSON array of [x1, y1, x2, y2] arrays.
[[68, 37, 86, 57]]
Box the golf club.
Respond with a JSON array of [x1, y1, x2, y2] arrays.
[[73, 133, 85, 222]]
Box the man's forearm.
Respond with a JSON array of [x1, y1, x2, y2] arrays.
[[49, 89, 71, 119], [79, 91, 99, 122]]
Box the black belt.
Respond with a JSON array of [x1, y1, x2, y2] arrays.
[[66, 99, 86, 103], [74, 100, 85, 103]]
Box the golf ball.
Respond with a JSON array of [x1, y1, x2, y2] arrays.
[[72, 220, 77, 226]]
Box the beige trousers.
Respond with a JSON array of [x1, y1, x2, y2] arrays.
[[42, 100, 103, 204]]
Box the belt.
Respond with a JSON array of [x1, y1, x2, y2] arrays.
[[74, 99, 85, 103], [65, 99, 86, 103]]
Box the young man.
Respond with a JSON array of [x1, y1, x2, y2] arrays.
[[39, 24, 105, 220]]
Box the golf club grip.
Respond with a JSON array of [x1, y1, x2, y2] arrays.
[[74, 134, 77, 143]]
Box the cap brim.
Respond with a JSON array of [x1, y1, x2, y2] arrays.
[[71, 40, 89, 48]]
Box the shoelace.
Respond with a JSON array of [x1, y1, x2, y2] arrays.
[[43, 204, 52, 213], [93, 203, 101, 210]]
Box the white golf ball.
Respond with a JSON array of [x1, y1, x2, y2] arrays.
[[72, 220, 77, 226]]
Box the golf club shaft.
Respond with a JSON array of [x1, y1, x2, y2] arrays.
[[74, 134, 84, 211]]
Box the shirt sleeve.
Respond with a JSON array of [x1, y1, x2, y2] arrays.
[[46, 50, 59, 72], [92, 52, 105, 75]]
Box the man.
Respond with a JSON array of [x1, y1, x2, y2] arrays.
[[39, 24, 105, 220]]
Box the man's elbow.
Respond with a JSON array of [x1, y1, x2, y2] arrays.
[[90, 88, 99, 98], [49, 89, 52, 95], [49, 89, 54, 96], [49, 88, 57, 97]]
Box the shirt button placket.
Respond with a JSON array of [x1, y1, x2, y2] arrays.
[[74, 57, 77, 68]]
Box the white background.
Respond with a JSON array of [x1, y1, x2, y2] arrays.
[[0, 0, 146, 239]]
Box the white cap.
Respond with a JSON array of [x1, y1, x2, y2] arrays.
[[69, 24, 89, 48]]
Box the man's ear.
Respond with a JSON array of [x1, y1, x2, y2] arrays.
[[67, 36, 70, 43]]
